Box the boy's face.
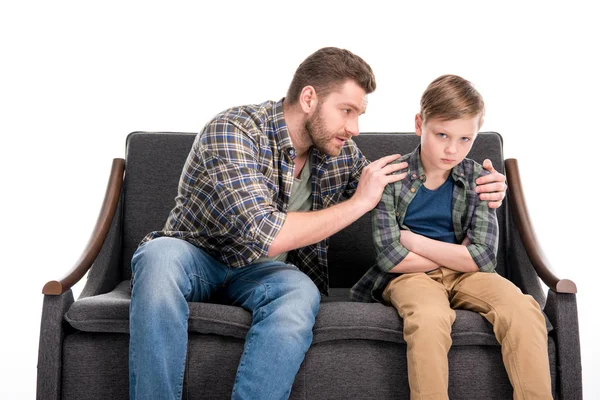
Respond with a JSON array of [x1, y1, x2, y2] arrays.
[[306, 80, 368, 156], [415, 114, 480, 172]]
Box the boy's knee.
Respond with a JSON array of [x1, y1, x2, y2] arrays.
[[408, 306, 455, 329], [501, 294, 545, 326]]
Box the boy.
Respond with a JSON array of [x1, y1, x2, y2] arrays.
[[350, 75, 552, 399]]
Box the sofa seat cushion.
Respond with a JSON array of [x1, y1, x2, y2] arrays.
[[66, 281, 551, 346]]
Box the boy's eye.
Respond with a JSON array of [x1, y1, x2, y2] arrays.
[[437, 133, 447, 138], [461, 137, 471, 142]]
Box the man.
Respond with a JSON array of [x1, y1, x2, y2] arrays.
[[129, 47, 507, 399]]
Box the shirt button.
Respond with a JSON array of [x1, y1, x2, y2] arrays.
[[410, 187, 416, 193], [411, 173, 417, 179], [287, 172, 292, 177], [288, 148, 296, 157]]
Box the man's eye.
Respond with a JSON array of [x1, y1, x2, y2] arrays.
[[343, 109, 351, 114]]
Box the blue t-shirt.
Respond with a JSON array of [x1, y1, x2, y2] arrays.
[[403, 175, 456, 244]]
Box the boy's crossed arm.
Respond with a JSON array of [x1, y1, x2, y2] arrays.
[[395, 230, 478, 273]]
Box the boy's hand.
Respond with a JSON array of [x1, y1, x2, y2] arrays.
[[353, 155, 408, 212], [475, 159, 507, 209]]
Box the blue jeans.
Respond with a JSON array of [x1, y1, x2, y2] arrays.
[[129, 237, 321, 400]]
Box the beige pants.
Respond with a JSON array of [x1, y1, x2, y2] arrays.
[[383, 267, 552, 400]]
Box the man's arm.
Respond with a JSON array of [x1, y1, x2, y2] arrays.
[[268, 155, 407, 256], [477, 159, 507, 209]]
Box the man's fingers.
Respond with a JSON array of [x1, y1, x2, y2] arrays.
[[475, 181, 507, 193], [478, 190, 506, 202], [370, 154, 402, 168], [385, 172, 407, 183], [476, 172, 506, 187], [487, 201, 502, 209], [380, 161, 408, 175], [482, 158, 496, 172]]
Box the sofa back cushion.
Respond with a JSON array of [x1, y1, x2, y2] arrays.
[[121, 132, 506, 286]]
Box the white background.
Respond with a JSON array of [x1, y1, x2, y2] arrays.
[[1, 1, 598, 398]]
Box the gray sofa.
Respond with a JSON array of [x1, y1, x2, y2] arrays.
[[37, 132, 582, 399]]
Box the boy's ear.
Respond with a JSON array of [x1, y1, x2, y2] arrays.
[[299, 86, 318, 115], [415, 113, 423, 136]]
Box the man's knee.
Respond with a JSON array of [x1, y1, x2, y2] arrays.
[[290, 273, 321, 312], [130, 237, 197, 298], [132, 237, 193, 277], [266, 270, 321, 326]]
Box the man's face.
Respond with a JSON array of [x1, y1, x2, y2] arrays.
[[416, 115, 480, 172], [305, 80, 368, 156]]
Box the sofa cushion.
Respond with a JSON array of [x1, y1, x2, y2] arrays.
[[66, 281, 252, 338], [66, 281, 552, 346]]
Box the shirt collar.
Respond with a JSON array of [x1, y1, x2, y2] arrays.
[[405, 144, 469, 185], [271, 98, 297, 159]]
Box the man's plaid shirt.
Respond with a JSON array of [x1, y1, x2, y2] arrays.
[[141, 99, 367, 294], [350, 145, 499, 302]]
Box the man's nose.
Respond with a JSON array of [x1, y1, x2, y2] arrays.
[[346, 118, 359, 137]]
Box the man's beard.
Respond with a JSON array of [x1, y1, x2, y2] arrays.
[[305, 107, 344, 157]]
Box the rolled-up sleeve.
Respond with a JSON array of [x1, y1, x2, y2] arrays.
[[466, 195, 499, 273], [200, 118, 285, 258], [372, 183, 410, 272]]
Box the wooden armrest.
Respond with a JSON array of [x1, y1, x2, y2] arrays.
[[42, 158, 125, 295], [505, 158, 576, 293]]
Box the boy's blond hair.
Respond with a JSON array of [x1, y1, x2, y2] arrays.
[[420, 74, 485, 128]]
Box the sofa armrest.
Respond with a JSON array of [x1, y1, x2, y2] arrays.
[[505, 159, 576, 293], [544, 291, 583, 399], [37, 290, 74, 399], [42, 158, 125, 295]]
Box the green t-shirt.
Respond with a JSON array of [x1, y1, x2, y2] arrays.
[[255, 152, 313, 264]]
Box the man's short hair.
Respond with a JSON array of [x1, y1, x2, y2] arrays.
[[420, 74, 485, 127], [286, 47, 376, 104]]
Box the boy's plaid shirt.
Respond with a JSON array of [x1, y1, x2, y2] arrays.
[[350, 146, 499, 303], [141, 99, 367, 295]]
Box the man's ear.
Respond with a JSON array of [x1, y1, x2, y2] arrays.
[[415, 113, 423, 136], [299, 86, 318, 114]]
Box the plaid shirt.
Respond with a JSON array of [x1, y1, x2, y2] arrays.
[[350, 145, 498, 302], [141, 99, 368, 294]]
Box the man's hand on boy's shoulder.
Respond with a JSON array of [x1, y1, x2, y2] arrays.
[[475, 159, 507, 209], [353, 154, 408, 212]]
